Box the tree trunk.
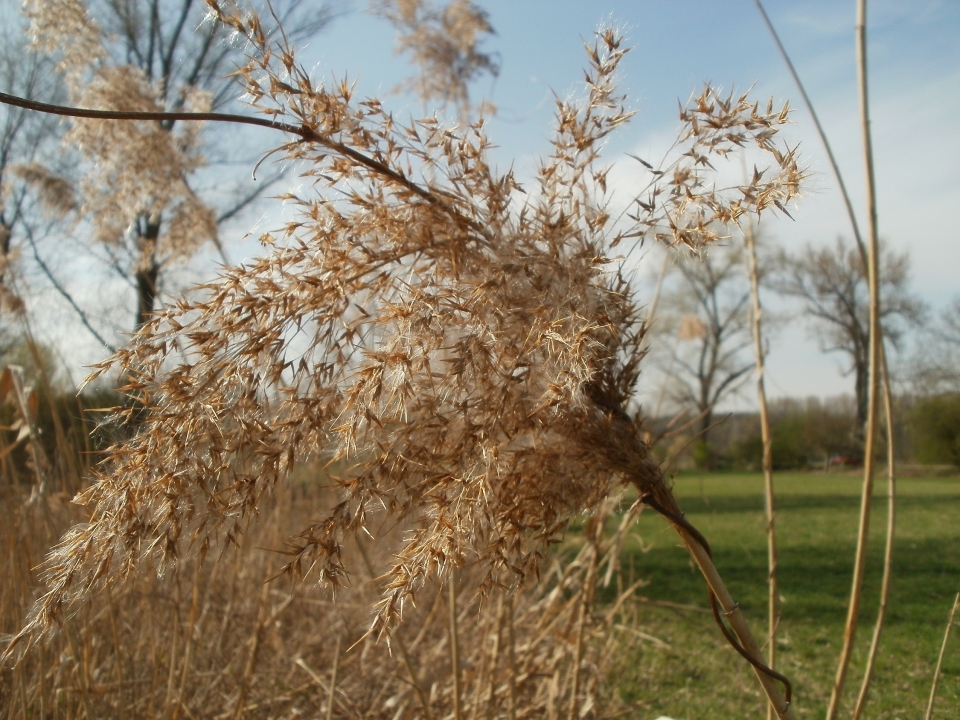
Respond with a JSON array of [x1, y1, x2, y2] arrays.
[[135, 219, 161, 330]]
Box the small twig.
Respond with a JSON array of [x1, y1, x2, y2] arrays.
[[612, 624, 669, 649], [21, 222, 116, 353], [293, 655, 350, 719], [925, 593, 960, 720]]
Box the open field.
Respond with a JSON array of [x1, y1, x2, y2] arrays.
[[597, 471, 960, 719]]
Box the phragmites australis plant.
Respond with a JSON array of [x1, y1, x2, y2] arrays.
[[1, 0, 805, 714]]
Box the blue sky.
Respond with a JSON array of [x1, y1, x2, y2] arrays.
[[287, 0, 960, 406], [9, 0, 959, 405]]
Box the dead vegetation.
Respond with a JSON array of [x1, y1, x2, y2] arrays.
[[1, 0, 808, 716]]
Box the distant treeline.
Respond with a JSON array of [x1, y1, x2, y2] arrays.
[[650, 394, 960, 471]]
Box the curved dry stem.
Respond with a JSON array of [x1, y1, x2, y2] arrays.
[[635, 479, 794, 719], [851, 345, 896, 719], [925, 593, 960, 720], [827, 2, 882, 716], [0, 90, 483, 238], [670, 518, 794, 719]]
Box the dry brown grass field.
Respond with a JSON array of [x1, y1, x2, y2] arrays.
[[1, 466, 651, 719]]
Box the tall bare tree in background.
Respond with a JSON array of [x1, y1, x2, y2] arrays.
[[20, 0, 334, 334], [0, 21, 68, 334], [776, 236, 924, 435], [662, 243, 755, 461], [911, 296, 960, 395]]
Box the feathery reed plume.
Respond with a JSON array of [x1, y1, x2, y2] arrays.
[[1, 4, 804, 713], [374, 0, 499, 117]]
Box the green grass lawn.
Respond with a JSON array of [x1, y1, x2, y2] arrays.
[[601, 471, 960, 719]]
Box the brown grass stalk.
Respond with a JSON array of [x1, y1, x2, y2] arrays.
[[231, 579, 270, 720], [449, 574, 463, 720], [505, 592, 517, 720], [327, 635, 340, 720], [826, 2, 883, 716], [851, 348, 897, 719], [925, 592, 960, 720], [172, 559, 204, 720], [164, 576, 183, 719], [63, 621, 94, 720], [743, 220, 780, 720], [356, 538, 435, 720], [568, 518, 601, 720], [755, 2, 899, 715], [669, 518, 794, 719]]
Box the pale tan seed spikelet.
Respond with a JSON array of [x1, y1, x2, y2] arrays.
[[375, 0, 498, 115], [627, 87, 804, 251], [22, 0, 105, 78], [5, 4, 804, 656], [66, 65, 209, 245], [11, 163, 77, 217]]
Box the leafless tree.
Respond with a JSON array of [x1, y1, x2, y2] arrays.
[[0, 19, 72, 348], [910, 296, 960, 395], [662, 242, 755, 450], [21, 0, 335, 333], [776, 235, 924, 431]]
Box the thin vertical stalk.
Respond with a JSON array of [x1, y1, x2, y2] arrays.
[[851, 349, 896, 719], [744, 221, 779, 720], [755, 3, 899, 716], [326, 635, 341, 720], [172, 559, 204, 720], [505, 593, 518, 720], [64, 621, 94, 720], [568, 528, 601, 720], [232, 578, 270, 720], [17, 664, 29, 719], [827, 2, 882, 716], [164, 576, 182, 720], [753, 0, 865, 253], [925, 593, 960, 720], [449, 575, 463, 720], [484, 593, 505, 719], [356, 538, 434, 720]]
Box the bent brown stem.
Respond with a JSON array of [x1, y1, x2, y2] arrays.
[[0, 90, 485, 239], [827, 3, 882, 715], [638, 490, 794, 719]]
